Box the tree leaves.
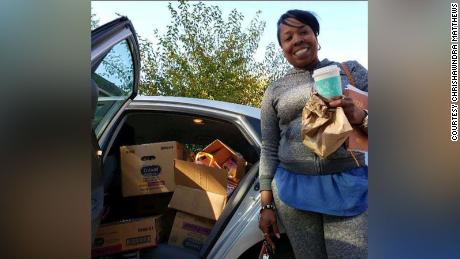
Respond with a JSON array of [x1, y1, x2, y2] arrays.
[[136, 1, 291, 107]]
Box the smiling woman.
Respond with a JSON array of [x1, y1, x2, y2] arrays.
[[277, 11, 320, 70], [258, 9, 368, 259]]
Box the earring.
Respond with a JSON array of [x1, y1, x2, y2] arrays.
[[317, 43, 321, 50]]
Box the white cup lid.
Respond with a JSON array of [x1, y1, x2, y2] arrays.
[[312, 64, 340, 78]]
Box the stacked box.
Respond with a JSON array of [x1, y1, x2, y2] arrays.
[[167, 159, 229, 250], [168, 211, 215, 252], [120, 141, 184, 197], [92, 215, 163, 257]]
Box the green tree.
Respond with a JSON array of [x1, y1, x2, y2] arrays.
[[139, 0, 289, 107], [259, 43, 290, 86]]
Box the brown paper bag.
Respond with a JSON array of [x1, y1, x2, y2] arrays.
[[301, 94, 353, 158]]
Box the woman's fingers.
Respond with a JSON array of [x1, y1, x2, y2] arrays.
[[272, 222, 281, 239], [259, 210, 278, 252], [328, 96, 352, 108], [327, 97, 365, 124], [259, 221, 276, 252], [328, 99, 343, 108], [259, 219, 270, 233]]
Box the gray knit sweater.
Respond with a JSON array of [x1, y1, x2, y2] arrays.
[[259, 59, 368, 191]]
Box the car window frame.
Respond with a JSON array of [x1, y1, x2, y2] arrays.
[[91, 17, 141, 139], [92, 40, 135, 138]]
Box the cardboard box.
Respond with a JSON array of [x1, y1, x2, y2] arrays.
[[168, 159, 228, 220], [202, 139, 247, 180], [168, 212, 215, 252], [120, 141, 184, 197], [92, 215, 163, 257]]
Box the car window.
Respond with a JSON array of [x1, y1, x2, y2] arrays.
[[92, 40, 134, 137]]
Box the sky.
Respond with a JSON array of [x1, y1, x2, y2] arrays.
[[92, 1, 368, 68]]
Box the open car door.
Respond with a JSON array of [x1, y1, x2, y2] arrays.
[[91, 17, 140, 243], [91, 16, 140, 139]]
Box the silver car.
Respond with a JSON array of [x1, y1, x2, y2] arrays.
[[91, 17, 293, 258]]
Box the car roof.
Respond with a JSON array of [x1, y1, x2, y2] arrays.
[[133, 95, 261, 119]]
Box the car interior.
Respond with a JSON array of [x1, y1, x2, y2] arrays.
[[91, 19, 266, 258], [93, 109, 261, 258]]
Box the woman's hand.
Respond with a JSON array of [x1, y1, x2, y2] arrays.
[[328, 96, 366, 125], [259, 208, 281, 252]]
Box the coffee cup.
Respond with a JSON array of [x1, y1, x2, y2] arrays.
[[312, 65, 343, 100]]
